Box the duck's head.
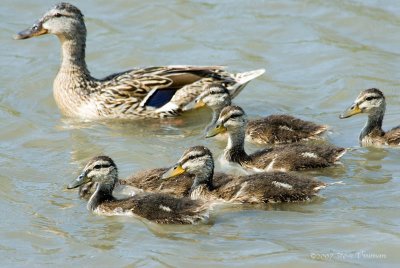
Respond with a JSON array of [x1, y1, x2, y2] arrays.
[[15, 2, 85, 41], [340, 88, 386, 119], [195, 84, 231, 110], [162, 146, 214, 180], [206, 105, 247, 137], [68, 156, 118, 190]]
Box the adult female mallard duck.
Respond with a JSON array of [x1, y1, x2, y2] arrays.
[[162, 146, 326, 203], [207, 106, 346, 172], [68, 156, 210, 224], [339, 88, 400, 146], [196, 84, 327, 144], [15, 2, 264, 119]]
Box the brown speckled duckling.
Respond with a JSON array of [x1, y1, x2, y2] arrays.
[[78, 164, 230, 200], [196, 84, 327, 144], [207, 106, 346, 172], [340, 88, 400, 147], [162, 146, 326, 203], [68, 156, 210, 224], [15, 3, 264, 119]]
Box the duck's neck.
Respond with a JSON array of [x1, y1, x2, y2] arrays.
[[225, 126, 249, 163], [87, 180, 116, 211], [360, 107, 385, 141], [58, 34, 91, 79]]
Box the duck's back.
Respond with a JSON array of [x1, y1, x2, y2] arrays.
[[246, 115, 327, 144], [100, 193, 209, 224], [384, 126, 400, 145], [225, 172, 325, 203], [122, 168, 195, 198]]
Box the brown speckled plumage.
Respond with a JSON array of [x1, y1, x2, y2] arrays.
[[78, 166, 227, 200], [15, 3, 264, 119], [246, 115, 327, 144], [163, 146, 326, 203], [94, 192, 209, 224], [69, 156, 210, 224], [208, 106, 346, 172], [197, 85, 327, 144], [340, 88, 400, 147]]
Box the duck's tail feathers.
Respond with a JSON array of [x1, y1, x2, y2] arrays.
[[314, 180, 345, 191], [313, 184, 327, 191], [228, 69, 265, 99], [334, 148, 347, 162], [312, 125, 329, 136]]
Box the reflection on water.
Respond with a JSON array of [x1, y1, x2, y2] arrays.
[[1, 0, 400, 266]]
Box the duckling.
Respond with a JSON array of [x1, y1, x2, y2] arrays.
[[76, 165, 198, 200], [207, 106, 346, 172], [78, 163, 230, 200], [15, 3, 264, 119], [67, 156, 210, 224], [196, 84, 327, 144], [339, 88, 400, 146], [162, 146, 326, 203]]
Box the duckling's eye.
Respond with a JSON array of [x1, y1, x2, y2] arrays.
[[54, 13, 62, 18], [365, 96, 374, 101], [229, 114, 241, 120], [188, 155, 196, 160], [32, 25, 38, 30], [93, 165, 101, 170]]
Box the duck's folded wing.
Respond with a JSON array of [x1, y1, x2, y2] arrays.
[[100, 66, 227, 112]]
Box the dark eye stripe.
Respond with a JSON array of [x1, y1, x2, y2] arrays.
[[93, 164, 112, 169], [185, 153, 205, 161], [365, 96, 379, 101], [229, 113, 242, 119]]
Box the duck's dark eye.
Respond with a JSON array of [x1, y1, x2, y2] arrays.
[[188, 155, 196, 160], [365, 96, 374, 101], [93, 165, 101, 170], [32, 25, 38, 30], [54, 13, 62, 18]]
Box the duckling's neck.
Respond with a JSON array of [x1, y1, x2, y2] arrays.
[[360, 107, 385, 141], [207, 101, 232, 132], [190, 163, 214, 195], [206, 106, 224, 132], [225, 126, 249, 163], [87, 181, 116, 211]]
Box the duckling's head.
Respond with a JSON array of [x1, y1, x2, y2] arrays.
[[340, 88, 386, 118], [162, 146, 214, 181], [15, 2, 85, 41], [68, 156, 118, 191], [195, 84, 231, 110], [206, 105, 247, 137]]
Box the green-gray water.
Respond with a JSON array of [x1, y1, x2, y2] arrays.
[[1, 0, 399, 267]]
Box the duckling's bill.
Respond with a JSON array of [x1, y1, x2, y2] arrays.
[[162, 164, 186, 179], [67, 172, 90, 189], [194, 99, 206, 109], [339, 103, 362, 119], [206, 125, 227, 138]]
